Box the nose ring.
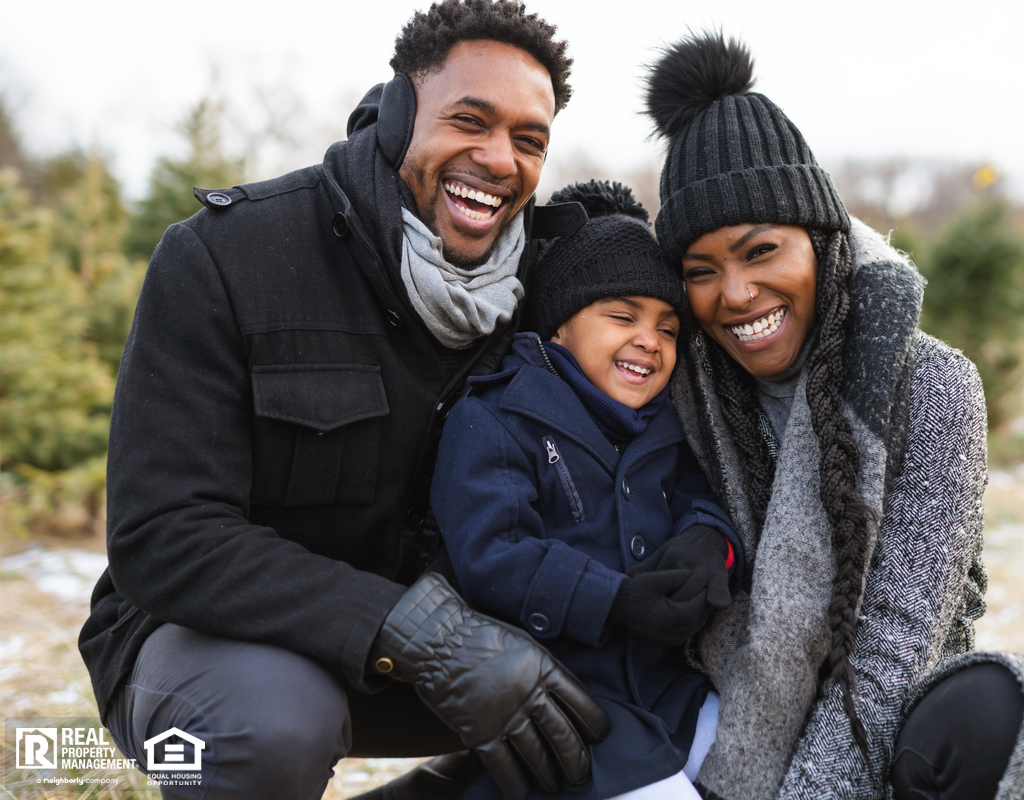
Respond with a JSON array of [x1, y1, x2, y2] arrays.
[[746, 288, 755, 306]]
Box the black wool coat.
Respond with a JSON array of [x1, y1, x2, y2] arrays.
[[78, 105, 577, 720]]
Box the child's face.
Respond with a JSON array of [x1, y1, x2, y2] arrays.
[[551, 296, 679, 409]]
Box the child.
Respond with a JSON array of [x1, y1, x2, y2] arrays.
[[430, 181, 742, 800]]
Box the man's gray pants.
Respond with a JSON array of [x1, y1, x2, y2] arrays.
[[105, 623, 461, 799]]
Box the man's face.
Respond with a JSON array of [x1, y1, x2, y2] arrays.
[[399, 40, 556, 266]]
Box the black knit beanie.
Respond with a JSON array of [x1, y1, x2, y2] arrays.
[[646, 32, 850, 262], [525, 180, 684, 340]]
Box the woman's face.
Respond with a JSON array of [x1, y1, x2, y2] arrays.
[[682, 224, 818, 378]]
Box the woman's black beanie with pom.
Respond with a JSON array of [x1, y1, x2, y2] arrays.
[[525, 179, 684, 340], [646, 31, 850, 261]]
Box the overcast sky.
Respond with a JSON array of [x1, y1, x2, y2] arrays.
[[3, 0, 1022, 200]]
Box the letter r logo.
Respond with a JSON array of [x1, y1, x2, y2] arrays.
[[16, 728, 58, 769]]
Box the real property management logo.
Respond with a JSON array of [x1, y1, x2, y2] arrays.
[[15, 726, 137, 771]]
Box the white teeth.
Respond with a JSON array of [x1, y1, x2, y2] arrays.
[[616, 361, 651, 376], [730, 308, 786, 342], [444, 182, 504, 208]]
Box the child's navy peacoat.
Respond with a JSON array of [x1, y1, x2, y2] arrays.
[[431, 333, 741, 800]]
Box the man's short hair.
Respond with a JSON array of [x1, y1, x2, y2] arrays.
[[391, 0, 572, 113]]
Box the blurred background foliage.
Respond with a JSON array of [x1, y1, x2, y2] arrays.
[[1, 91, 1024, 540]]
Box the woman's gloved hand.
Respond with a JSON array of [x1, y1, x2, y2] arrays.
[[369, 573, 610, 800]]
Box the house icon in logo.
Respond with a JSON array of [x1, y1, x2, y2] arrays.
[[143, 727, 206, 772]]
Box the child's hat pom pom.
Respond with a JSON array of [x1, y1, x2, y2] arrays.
[[549, 180, 649, 224]]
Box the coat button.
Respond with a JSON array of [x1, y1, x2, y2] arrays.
[[206, 191, 232, 206], [630, 535, 646, 560], [528, 613, 550, 634], [386, 309, 403, 328], [332, 212, 350, 238], [620, 477, 631, 499]]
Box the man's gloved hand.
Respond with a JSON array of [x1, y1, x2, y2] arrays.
[[369, 573, 610, 800], [609, 525, 732, 645]]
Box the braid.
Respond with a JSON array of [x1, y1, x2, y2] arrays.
[[706, 342, 776, 528], [805, 228, 874, 753]]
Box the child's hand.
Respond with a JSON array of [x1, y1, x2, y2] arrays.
[[609, 569, 714, 645], [630, 525, 728, 575], [609, 525, 732, 644]]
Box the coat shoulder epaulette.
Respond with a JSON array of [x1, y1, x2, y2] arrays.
[[193, 166, 324, 211]]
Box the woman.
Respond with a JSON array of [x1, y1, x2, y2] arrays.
[[645, 31, 1024, 800]]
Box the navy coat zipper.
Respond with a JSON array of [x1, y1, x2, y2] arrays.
[[543, 436, 585, 523]]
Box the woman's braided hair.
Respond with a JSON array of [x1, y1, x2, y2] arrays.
[[702, 227, 873, 750]]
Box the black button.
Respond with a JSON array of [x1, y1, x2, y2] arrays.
[[528, 613, 550, 634], [332, 212, 350, 238], [620, 477, 631, 499], [206, 191, 232, 207], [630, 536, 646, 560], [386, 309, 403, 328]]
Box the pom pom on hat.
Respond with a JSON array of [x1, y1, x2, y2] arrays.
[[549, 180, 649, 224], [646, 31, 754, 140], [645, 31, 849, 260]]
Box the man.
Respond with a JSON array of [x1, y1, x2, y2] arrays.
[[78, 3, 607, 799]]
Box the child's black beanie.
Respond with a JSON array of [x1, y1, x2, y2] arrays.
[[525, 180, 684, 340]]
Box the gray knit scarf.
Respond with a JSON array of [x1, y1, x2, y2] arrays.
[[400, 207, 525, 349]]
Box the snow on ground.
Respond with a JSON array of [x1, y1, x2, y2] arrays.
[[1, 546, 109, 604]]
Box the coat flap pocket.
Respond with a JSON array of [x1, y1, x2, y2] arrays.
[[252, 364, 389, 431]]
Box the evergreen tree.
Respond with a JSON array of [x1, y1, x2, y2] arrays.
[[919, 200, 1024, 430], [48, 150, 145, 372], [0, 168, 114, 532], [126, 97, 245, 260]]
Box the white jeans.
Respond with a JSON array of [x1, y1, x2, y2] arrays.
[[607, 692, 720, 800]]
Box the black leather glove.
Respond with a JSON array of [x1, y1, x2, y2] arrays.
[[369, 573, 610, 800], [610, 526, 732, 645]]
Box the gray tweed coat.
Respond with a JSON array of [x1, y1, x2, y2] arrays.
[[671, 220, 1024, 800]]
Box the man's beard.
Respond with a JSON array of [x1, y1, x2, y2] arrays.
[[417, 200, 503, 269]]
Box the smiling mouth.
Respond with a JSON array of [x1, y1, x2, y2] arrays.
[[615, 360, 652, 377], [443, 180, 505, 221], [729, 307, 786, 342]]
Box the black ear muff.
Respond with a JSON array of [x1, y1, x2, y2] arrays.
[[376, 73, 417, 170]]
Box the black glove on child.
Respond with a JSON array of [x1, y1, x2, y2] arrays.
[[609, 525, 731, 646], [370, 573, 610, 800]]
